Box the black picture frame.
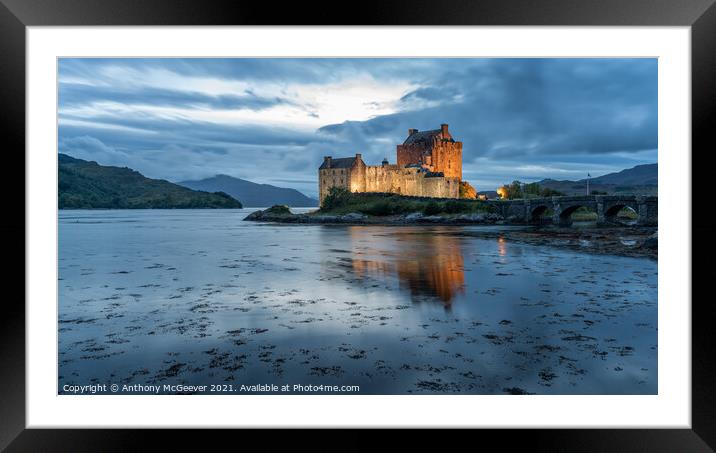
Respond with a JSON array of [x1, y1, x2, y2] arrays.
[[2, 0, 714, 450]]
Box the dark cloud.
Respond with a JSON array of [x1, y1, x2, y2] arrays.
[[60, 83, 292, 110], [58, 58, 657, 196], [58, 58, 433, 86], [321, 58, 657, 158], [60, 116, 323, 148]]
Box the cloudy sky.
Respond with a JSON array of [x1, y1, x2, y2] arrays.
[[58, 58, 657, 197]]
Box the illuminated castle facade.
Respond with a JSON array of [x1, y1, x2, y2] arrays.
[[318, 124, 462, 205]]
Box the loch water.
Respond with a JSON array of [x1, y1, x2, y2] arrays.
[[59, 209, 657, 394]]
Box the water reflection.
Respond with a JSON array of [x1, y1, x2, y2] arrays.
[[497, 236, 507, 257], [339, 227, 466, 308], [59, 211, 658, 395]]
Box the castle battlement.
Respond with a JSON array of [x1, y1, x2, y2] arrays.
[[318, 124, 462, 206]]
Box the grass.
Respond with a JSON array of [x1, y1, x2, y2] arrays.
[[569, 206, 638, 222], [568, 206, 638, 222], [317, 188, 495, 217], [265, 205, 292, 215], [570, 206, 598, 221], [616, 207, 639, 219]]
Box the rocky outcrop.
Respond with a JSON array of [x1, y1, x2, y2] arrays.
[[404, 212, 424, 222], [456, 213, 502, 223], [341, 212, 368, 221], [243, 207, 504, 225], [641, 231, 658, 249], [400, 212, 503, 224], [243, 205, 295, 221]]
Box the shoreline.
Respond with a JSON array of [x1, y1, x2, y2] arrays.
[[243, 208, 503, 225], [456, 226, 657, 260], [244, 208, 657, 260]]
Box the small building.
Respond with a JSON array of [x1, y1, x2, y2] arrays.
[[318, 124, 463, 206]]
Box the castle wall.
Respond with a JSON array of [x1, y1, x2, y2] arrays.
[[364, 166, 459, 199], [432, 141, 462, 179], [364, 165, 399, 193], [396, 140, 462, 179], [396, 144, 428, 169], [350, 161, 366, 193], [320, 164, 459, 205], [320, 125, 463, 205], [318, 167, 352, 205]]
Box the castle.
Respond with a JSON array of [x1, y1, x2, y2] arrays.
[[318, 124, 463, 206]]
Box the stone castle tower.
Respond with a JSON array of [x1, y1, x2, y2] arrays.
[[397, 124, 462, 179], [318, 124, 462, 206]]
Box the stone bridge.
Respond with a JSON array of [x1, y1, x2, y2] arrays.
[[486, 195, 657, 226]]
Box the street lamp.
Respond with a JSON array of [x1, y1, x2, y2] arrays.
[[587, 173, 591, 195]]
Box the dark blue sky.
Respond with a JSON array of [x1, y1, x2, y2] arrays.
[[58, 58, 657, 197]]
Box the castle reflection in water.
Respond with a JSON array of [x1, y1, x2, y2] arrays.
[[336, 226, 468, 308]]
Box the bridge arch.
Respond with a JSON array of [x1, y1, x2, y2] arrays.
[[558, 203, 598, 226], [529, 204, 552, 224], [558, 205, 585, 225], [487, 195, 655, 227], [604, 203, 639, 224]]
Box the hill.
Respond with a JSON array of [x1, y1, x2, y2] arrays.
[[536, 163, 657, 196], [179, 174, 318, 207], [58, 154, 243, 209], [587, 163, 658, 186]]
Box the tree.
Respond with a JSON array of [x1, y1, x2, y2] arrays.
[[499, 180, 524, 199], [459, 181, 477, 199], [524, 182, 541, 196], [498, 181, 564, 199], [321, 187, 352, 211], [540, 187, 564, 197]]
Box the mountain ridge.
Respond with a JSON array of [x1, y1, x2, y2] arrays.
[[179, 174, 318, 207], [58, 153, 243, 209], [535, 163, 657, 196]]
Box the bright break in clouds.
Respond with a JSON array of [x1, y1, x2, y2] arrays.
[[58, 58, 657, 197]]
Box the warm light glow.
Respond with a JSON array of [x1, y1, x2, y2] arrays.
[[497, 236, 507, 257], [496, 186, 508, 199], [347, 228, 465, 307]]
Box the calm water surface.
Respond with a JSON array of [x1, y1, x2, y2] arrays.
[[59, 209, 657, 394]]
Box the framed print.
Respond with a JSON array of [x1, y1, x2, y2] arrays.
[[3, 0, 715, 450]]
